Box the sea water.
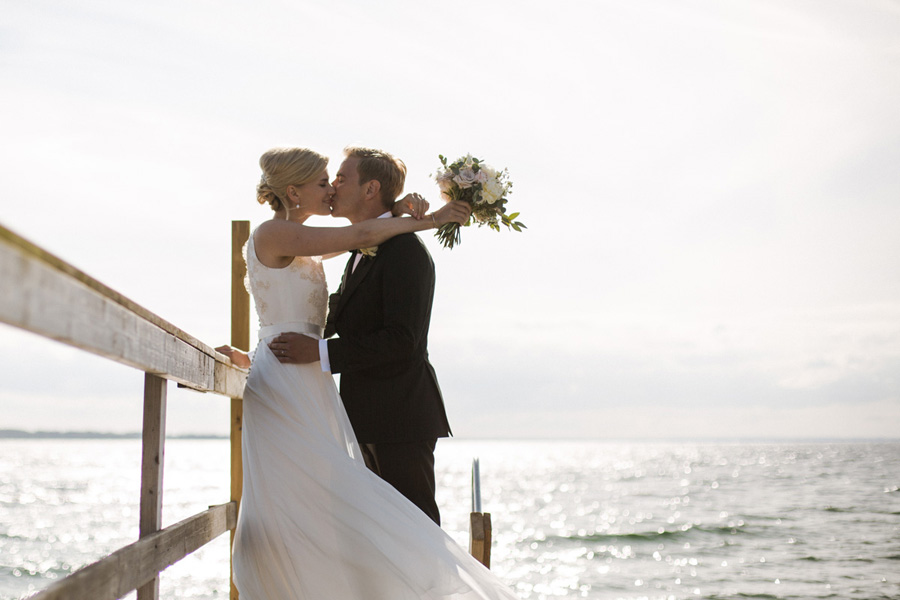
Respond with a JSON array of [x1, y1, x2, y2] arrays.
[[1, 438, 898, 599]]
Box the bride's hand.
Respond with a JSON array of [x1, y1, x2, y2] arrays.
[[392, 193, 430, 219], [431, 200, 472, 227], [216, 345, 251, 369]]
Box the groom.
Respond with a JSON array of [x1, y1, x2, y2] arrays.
[[269, 146, 453, 525]]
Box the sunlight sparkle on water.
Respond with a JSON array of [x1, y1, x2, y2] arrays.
[[2, 439, 898, 599]]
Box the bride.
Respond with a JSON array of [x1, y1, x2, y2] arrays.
[[217, 147, 519, 599]]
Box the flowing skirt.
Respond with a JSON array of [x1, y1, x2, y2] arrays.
[[231, 340, 518, 600]]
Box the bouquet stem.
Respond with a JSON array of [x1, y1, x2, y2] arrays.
[[436, 222, 462, 249]]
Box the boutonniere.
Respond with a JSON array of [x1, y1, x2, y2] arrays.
[[359, 246, 378, 258]]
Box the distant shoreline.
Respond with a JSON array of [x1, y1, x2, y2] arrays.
[[0, 430, 896, 443], [0, 429, 227, 440]]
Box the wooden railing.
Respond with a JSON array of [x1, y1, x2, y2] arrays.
[[1, 219, 494, 598], [0, 221, 251, 599]]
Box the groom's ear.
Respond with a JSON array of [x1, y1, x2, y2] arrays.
[[363, 179, 381, 203]]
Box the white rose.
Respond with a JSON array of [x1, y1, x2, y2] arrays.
[[453, 168, 478, 189], [479, 164, 497, 179], [480, 178, 505, 204]]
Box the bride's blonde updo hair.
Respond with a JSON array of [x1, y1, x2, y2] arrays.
[[257, 147, 329, 211]]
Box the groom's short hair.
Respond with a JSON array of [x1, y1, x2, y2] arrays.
[[344, 146, 407, 209]]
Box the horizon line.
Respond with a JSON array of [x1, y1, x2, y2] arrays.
[[1, 429, 897, 444]]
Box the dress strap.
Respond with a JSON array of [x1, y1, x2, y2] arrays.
[[258, 321, 324, 340]]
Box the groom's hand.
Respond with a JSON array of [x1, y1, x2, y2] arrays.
[[268, 333, 319, 364]]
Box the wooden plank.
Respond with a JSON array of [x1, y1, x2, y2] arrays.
[[138, 374, 167, 600], [231, 220, 251, 353], [0, 224, 210, 354], [215, 359, 247, 400], [140, 374, 168, 537], [229, 220, 250, 600], [28, 502, 238, 600], [0, 223, 246, 398], [469, 512, 492, 569], [230, 398, 243, 600]]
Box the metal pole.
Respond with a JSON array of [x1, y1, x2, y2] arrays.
[[471, 457, 482, 513]]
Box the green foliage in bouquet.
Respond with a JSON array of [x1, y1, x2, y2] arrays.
[[433, 154, 525, 249]]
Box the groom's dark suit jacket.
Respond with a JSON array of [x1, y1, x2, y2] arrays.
[[324, 232, 451, 445]]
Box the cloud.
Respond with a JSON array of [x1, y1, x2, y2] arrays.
[[430, 303, 900, 437], [2, 0, 900, 439], [451, 399, 900, 440]]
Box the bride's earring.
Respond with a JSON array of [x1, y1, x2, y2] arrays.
[[288, 187, 302, 209]]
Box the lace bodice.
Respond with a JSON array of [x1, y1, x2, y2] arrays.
[[244, 230, 328, 332]]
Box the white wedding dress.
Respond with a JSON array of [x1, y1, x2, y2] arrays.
[[231, 232, 518, 600]]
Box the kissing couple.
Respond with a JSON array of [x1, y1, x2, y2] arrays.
[[216, 146, 518, 599]]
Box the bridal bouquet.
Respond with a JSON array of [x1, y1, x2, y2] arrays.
[[433, 154, 524, 249]]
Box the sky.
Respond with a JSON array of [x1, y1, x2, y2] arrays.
[[1, 0, 899, 439]]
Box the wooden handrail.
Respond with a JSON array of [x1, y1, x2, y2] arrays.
[[0, 221, 249, 600], [0, 223, 245, 397]]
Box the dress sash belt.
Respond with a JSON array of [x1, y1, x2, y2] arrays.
[[258, 321, 324, 340]]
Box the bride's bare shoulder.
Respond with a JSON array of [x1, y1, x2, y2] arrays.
[[256, 219, 290, 235], [255, 219, 307, 243], [252, 221, 300, 266]]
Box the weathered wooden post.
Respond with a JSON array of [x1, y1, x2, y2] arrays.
[[469, 513, 492, 568], [230, 221, 250, 600], [469, 458, 492, 568], [137, 373, 167, 600]]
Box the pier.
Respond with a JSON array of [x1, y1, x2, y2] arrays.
[[0, 221, 491, 599]]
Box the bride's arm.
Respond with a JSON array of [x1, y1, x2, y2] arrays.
[[391, 193, 430, 219], [257, 200, 469, 259], [215, 345, 251, 369], [320, 194, 430, 261]]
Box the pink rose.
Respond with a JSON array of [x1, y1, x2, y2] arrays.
[[453, 168, 479, 188]]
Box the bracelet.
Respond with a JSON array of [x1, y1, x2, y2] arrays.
[[431, 214, 437, 229]]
